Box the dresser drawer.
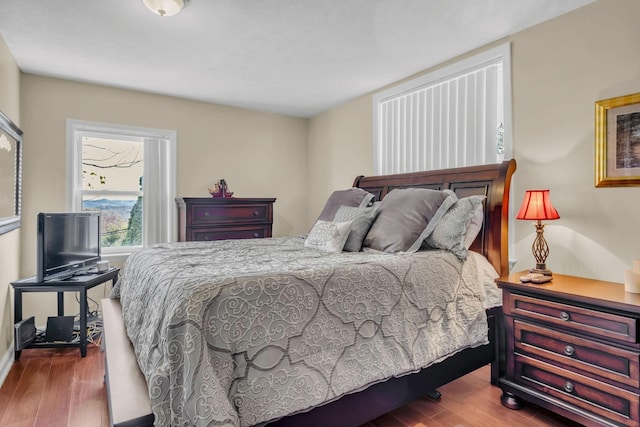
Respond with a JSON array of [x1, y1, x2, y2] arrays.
[[190, 204, 271, 225], [505, 292, 638, 345], [515, 355, 640, 426], [514, 320, 640, 388], [188, 226, 269, 241]]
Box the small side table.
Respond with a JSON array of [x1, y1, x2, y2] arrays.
[[11, 267, 120, 360]]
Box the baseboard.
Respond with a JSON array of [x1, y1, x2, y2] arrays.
[[0, 341, 14, 389]]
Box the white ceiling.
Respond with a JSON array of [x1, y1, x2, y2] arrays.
[[0, 0, 594, 118]]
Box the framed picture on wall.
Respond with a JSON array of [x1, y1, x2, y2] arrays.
[[595, 92, 640, 187], [0, 111, 23, 234]]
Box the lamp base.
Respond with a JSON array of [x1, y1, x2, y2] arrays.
[[530, 267, 553, 276]]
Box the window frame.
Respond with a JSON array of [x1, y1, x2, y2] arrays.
[[66, 120, 176, 261]]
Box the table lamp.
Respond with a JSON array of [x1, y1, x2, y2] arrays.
[[516, 189, 560, 276]]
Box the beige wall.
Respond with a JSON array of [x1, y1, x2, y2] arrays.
[[307, 95, 373, 225], [509, 0, 640, 281], [18, 75, 309, 326], [309, 0, 640, 283], [0, 34, 21, 360]]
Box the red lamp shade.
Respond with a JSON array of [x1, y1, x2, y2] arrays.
[[516, 189, 559, 276], [516, 189, 560, 221]]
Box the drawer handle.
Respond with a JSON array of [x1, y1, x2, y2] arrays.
[[564, 345, 575, 356], [560, 311, 570, 321], [253, 232, 259, 238], [204, 212, 210, 216], [253, 210, 260, 216], [563, 381, 574, 393], [203, 236, 209, 241]]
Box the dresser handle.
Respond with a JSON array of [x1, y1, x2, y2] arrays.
[[564, 345, 575, 356], [563, 381, 574, 393], [253, 232, 259, 238], [560, 311, 570, 321], [204, 212, 210, 216], [253, 210, 260, 216]]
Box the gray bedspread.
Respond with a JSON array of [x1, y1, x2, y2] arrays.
[[112, 236, 492, 427]]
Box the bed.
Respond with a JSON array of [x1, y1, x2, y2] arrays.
[[104, 159, 516, 427]]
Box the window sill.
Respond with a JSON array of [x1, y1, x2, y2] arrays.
[[101, 251, 135, 268]]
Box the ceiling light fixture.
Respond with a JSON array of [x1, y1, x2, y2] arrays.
[[143, 0, 191, 17]]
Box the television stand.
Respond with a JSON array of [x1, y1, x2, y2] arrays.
[[11, 267, 120, 360]]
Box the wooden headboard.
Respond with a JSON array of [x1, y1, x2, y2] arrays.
[[353, 159, 517, 277]]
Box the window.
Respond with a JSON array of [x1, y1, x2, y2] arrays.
[[373, 43, 515, 267], [67, 120, 176, 258], [373, 43, 512, 175]]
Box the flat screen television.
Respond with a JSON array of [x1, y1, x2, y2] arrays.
[[36, 212, 101, 282]]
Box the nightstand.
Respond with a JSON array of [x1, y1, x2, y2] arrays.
[[496, 272, 640, 427]]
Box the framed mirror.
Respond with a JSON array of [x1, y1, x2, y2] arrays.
[[0, 111, 23, 235]]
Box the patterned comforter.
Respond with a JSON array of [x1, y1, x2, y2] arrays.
[[111, 236, 495, 426]]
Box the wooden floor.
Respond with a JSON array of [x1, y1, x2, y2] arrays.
[[0, 344, 580, 427], [0, 345, 109, 427]]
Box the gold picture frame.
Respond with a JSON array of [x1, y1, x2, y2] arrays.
[[595, 92, 640, 187]]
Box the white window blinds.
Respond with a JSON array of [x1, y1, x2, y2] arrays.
[[373, 43, 512, 174]]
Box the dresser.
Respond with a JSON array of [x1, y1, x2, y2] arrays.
[[496, 272, 640, 427], [176, 197, 276, 242]]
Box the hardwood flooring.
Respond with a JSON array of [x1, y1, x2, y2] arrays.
[[0, 346, 109, 427], [363, 366, 581, 427], [0, 345, 580, 427]]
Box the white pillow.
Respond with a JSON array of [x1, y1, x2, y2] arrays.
[[304, 220, 353, 253]]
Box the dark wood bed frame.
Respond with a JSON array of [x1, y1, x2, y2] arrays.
[[102, 159, 516, 427], [269, 159, 516, 427]]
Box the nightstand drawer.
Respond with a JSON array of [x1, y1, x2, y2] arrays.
[[505, 292, 638, 345], [514, 320, 640, 388], [190, 204, 270, 225], [515, 355, 640, 426]]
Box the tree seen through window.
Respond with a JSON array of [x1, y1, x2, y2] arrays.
[[81, 137, 143, 248]]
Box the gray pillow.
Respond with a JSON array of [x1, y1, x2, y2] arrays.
[[333, 204, 380, 252], [463, 199, 485, 249], [363, 188, 457, 253], [316, 188, 375, 222], [424, 195, 486, 260]]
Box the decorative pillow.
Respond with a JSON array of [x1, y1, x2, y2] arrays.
[[333, 204, 380, 252], [424, 195, 486, 260], [316, 188, 375, 222], [363, 188, 457, 253], [464, 199, 485, 249], [304, 220, 353, 253]]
